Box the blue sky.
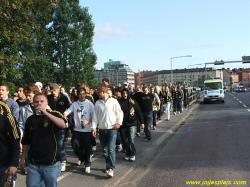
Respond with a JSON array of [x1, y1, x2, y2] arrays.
[[79, 0, 250, 72]]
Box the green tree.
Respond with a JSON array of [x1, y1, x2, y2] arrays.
[[18, 2, 55, 84], [49, 0, 97, 88], [0, 0, 58, 85], [193, 75, 210, 89]]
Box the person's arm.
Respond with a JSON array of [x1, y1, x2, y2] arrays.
[[37, 104, 66, 128], [5, 112, 20, 175], [114, 100, 124, 129], [11, 101, 19, 122], [18, 145, 30, 170], [134, 101, 145, 129], [44, 111, 66, 129]]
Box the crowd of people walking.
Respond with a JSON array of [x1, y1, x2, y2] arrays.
[[0, 78, 192, 187]]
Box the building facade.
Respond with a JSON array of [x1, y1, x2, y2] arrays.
[[141, 67, 223, 87], [95, 59, 135, 86]]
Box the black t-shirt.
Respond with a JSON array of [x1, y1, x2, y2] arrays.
[[22, 110, 66, 165], [134, 92, 154, 112]]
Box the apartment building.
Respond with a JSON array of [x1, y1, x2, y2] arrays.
[[141, 67, 223, 86], [95, 59, 135, 86]]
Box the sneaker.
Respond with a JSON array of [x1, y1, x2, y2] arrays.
[[90, 154, 94, 158], [177, 111, 180, 114], [116, 144, 122, 152], [107, 169, 114, 178], [136, 132, 141, 137], [130, 156, 135, 161], [85, 167, 90, 173], [174, 112, 176, 115], [124, 156, 130, 161], [23, 168, 27, 175], [77, 160, 82, 166], [61, 161, 66, 172], [92, 145, 97, 151], [152, 126, 156, 130]]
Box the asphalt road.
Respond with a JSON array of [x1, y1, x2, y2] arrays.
[[131, 92, 250, 187]]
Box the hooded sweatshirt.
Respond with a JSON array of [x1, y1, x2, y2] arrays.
[[119, 88, 144, 127]]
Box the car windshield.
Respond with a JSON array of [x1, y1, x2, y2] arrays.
[[205, 82, 222, 90]]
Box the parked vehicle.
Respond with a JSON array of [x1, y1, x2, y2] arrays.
[[233, 86, 247, 92]]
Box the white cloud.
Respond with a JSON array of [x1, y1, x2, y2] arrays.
[[195, 44, 221, 49], [94, 22, 133, 43]]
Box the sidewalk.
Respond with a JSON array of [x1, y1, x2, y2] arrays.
[[58, 102, 201, 187]]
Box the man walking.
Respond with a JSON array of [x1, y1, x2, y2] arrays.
[[92, 84, 123, 178], [19, 93, 66, 187], [63, 88, 94, 173], [0, 101, 20, 187], [47, 83, 70, 172], [134, 85, 154, 141]]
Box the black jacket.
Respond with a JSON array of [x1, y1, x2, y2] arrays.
[[0, 101, 20, 168], [118, 88, 144, 127], [47, 94, 70, 115]]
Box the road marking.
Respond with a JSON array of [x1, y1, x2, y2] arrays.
[[243, 104, 247, 107], [248, 109, 250, 113], [239, 101, 242, 103]]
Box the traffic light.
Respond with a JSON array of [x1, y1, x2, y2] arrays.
[[242, 56, 250, 63]]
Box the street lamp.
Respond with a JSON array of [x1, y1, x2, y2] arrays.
[[171, 55, 192, 84]]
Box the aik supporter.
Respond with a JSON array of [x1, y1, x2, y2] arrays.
[[63, 88, 94, 174], [92, 84, 123, 178], [0, 101, 20, 187], [134, 85, 154, 141], [47, 83, 70, 172], [19, 93, 66, 187]]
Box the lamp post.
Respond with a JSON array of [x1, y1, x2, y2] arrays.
[[171, 55, 192, 84], [188, 63, 202, 86]]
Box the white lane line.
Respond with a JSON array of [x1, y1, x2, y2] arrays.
[[239, 101, 242, 103], [243, 104, 247, 107], [248, 109, 250, 113]]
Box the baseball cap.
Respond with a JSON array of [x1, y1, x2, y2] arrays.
[[123, 82, 128, 85], [50, 83, 59, 91], [35, 82, 43, 88]]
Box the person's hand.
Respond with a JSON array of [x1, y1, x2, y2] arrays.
[[18, 160, 25, 170], [92, 130, 96, 137], [6, 166, 17, 176], [113, 124, 121, 129], [141, 124, 145, 129], [35, 104, 46, 114], [82, 120, 89, 126], [63, 114, 68, 121]]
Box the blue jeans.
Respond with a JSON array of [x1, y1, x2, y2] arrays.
[[26, 162, 61, 187], [99, 129, 117, 170], [58, 128, 67, 161], [71, 131, 92, 167], [152, 110, 157, 127], [143, 111, 153, 139], [120, 126, 136, 157]]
